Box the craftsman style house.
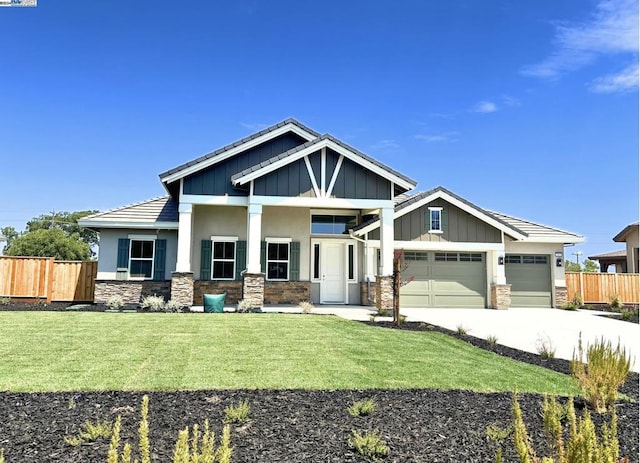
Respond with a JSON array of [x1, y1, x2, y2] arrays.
[[79, 119, 583, 309]]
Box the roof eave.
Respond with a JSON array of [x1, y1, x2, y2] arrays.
[[78, 220, 179, 230]]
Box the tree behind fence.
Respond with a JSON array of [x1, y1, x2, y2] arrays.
[[0, 256, 97, 302]]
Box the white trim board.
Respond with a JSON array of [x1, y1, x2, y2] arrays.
[[231, 138, 416, 192], [161, 123, 317, 185], [78, 220, 179, 230]]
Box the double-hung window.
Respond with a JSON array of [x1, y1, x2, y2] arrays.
[[211, 237, 236, 280], [266, 240, 289, 280], [428, 207, 443, 233], [129, 239, 154, 279]]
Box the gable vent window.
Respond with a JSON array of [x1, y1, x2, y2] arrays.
[[427, 207, 444, 233]]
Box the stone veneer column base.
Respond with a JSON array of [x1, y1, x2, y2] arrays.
[[360, 282, 376, 306], [376, 276, 394, 311], [490, 284, 511, 309], [171, 272, 194, 307], [554, 286, 568, 308], [242, 273, 265, 308]]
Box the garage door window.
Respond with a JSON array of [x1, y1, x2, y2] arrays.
[[435, 252, 482, 262], [507, 255, 548, 264], [404, 251, 429, 261]]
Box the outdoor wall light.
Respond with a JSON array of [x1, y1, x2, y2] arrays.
[[498, 256, 504, 265]]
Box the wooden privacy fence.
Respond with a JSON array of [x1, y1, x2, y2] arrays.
[[0, 256, 97, 302], [566, 272, 639, 304]]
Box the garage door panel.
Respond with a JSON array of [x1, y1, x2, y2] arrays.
[[400, 253, 486, 308], [505, 255, 551, 308]]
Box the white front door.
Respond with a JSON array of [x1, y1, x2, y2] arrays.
[[320, 242, 346, 303]]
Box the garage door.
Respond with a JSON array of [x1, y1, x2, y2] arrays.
[[505, 255, 552, 307], [400, 252, 486, 308]]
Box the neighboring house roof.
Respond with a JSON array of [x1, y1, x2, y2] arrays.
[[230, 133, 417, 192], [613, 222, 639, 242], [588, 250, 627, 260], [353, 186, 584, 244], [159, 118, 320, 184], [78, 196, 178, 229]]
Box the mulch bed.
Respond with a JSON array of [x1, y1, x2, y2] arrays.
[[0, 309, 638, 462]]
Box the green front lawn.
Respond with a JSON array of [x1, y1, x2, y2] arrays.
[[0, 312, 575, 393]]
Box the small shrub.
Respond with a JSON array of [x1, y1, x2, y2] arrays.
[[106, 295, 125, 310], [224, 399, 251, 424], [348, 429, 389, 460], [348, 398, 377, 417], [236, 299, 252, 313], [369, 314, 376, 322], [141, 294, 165, 311], [0, 297, 10, 306], [298, 300, 314, 314], [486, 335, 498, 346], [64, 419, 112, 446], [0, 448, 4, 463], [165, 299, 183, 313], [486, 423, 510, 463], [562, 293, 584, 311], [377, 307, 390, 317], [535, 334, 556, 359], [609, 294, 624, 311], [571, 334, 631, 413], [399, 314, 407, 324], [139, 395, 151, 463], [456, 324, 468, 335], [510, 392, 623, 463], [106, 415, 121, 463], [173, 420, 228, 463]]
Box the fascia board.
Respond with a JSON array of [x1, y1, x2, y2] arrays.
[[353, 190, 528, 240], [233, 138, 416, 191], [160, 124, 317, 184], [78, 220, 179, 230]]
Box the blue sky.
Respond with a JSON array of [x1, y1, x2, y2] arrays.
[[0, 0, 637, 264]]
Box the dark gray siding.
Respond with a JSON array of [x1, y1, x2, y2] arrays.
[[183, 133, 307, 196], [369, 199, 502, 243], [331, 156, 391, 200], [325, 149, 339, 191], [253, 157, 316, 197]]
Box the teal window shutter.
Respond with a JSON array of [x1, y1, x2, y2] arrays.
[[153, 239, 167, 280], [117, 238, 130, 269], [235, 241, 246, 280], [290, 242, 300, 281], [200, 240, 212, 280], [260, 241, 266, 273]]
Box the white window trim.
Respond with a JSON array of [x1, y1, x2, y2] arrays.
[[211, 238, 237, 280], [310, 239, 358, 283], [310, 213, 359, 235], [266, 241, 290, 281], [129, 238, 155, 281], [428, 207, 443, 234]]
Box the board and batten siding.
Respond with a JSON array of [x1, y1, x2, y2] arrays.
[[370, 199, 501, 242], [182, 132, 308, 196], [253, 157, 316, 197], [330, 152, 391, 200], [96, 229, 178, 280]]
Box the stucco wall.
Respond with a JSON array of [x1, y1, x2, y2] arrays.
[[262, 206, 311, 281], [97, 229, 178, 280]]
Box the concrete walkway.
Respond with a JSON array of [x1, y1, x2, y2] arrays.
[[193, 305, 640, 372]]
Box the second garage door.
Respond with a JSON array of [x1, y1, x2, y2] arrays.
[[400, 251, 487, 308], [505, 254, 552, 307]]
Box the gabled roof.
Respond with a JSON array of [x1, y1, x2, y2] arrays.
[[230, 133, 417, 192], [78, 196, 178, 230], [352, 186, 584, 244], [613, 222, 639, 242], [159, 118, 320, 185]]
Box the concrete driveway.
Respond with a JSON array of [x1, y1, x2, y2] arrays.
[[401, 307, 640, 373]]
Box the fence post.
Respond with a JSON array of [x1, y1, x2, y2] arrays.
[[46, 257, 55, 303], [579, 272, 584, 302]]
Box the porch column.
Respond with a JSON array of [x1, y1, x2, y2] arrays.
[[244, 203, 264, 307], [176, 203, 193, 272], [489, 250, 510, 309], [377, 206, 394, 310]]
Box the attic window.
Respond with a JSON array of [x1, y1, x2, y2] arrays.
[[428, 207, 443, 233]]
